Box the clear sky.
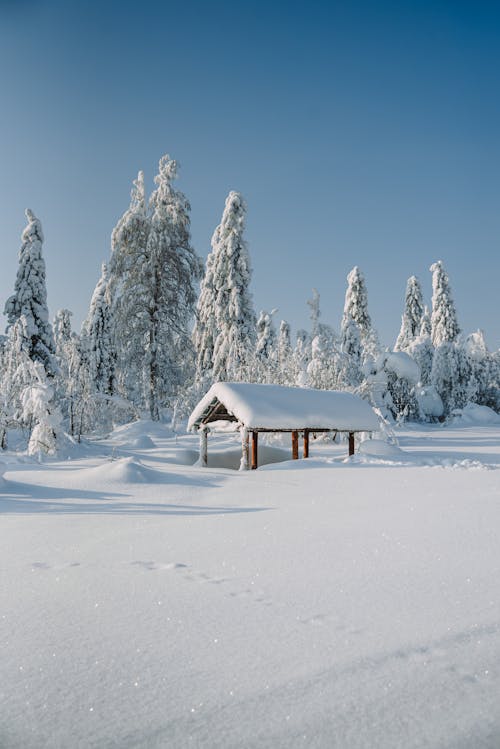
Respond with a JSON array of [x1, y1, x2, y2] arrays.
[[1, 0, 500, 348]]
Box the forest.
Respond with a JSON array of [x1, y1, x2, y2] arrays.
[[0, 153, 496, 454]]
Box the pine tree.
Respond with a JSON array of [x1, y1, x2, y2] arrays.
[[22, 362, 62, 456], [4, 209, 57, 377], [430, 342, 465, 415], [109, 170, 150, 405], [341, 266, 378, 361], [395, 276, 424, 351], [307, 288, 321, 340], [430, 260, 460, 347], [193, 248, 217, 385], [211, 191, 256, 382], [1, 316, 39, 439], [82, 263, 115, 396], [420, 306, 432, 337], [277, 320, 293, 385], [462, 331, 490, 405], [293, 329, 311, 387], [340, 316, 363, 386], [109, 157, 202, 419], [141, 155, 202, 417]]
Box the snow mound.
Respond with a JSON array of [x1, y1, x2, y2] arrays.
[[417, 385, 444, 418], [450, 403, 500, 425], [358, 439, 407, 460], [169, 449, 199, 466], [110, 419, 174, 444], [0, 462, 5, 484], [86, 457, 165, 485], [129, 434, 156, 449]]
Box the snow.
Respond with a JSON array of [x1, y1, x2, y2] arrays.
[[450, 402, 500, 425], [384, 350, 420, 383], [188, 382, 380, 432], [2, 421, 500, 748]]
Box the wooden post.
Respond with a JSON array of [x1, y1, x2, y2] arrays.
[[251, 431, 258, 470], [241, 427, 249, 471], [348, 432, 355, 457], [200, 427, 208, 467], [292, 430, 299, 460], [303, 429, 309, 458]]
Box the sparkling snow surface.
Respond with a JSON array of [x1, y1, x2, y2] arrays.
[[188, 382, 380, 431], [1, 422, 500, 748]]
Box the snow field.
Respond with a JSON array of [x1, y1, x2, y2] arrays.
[[1, 423, 500, 748]]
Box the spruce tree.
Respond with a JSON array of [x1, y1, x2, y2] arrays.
[[109, 170, 150, 405], [4, 209, 56, 377], [193, 248, 217, 385], [395, 276, 424, 351], [430, 260, 460, 347], [341, 266, 378, 361], [211, 191, 256, 382], [82, 263, 115, 396], [277, 320, 293, 385], [109, 157, 202, 419]]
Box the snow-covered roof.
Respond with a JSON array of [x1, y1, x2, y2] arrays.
[[188, 382, 380, 432]]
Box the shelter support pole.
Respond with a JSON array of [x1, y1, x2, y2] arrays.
[[251, 431, 258, 470], [303, 429, 309, 458], [348, 432, 355, 457], [241, 428, 249, 471], [292, 430, 299, 460], [200, 427, 208, 467]]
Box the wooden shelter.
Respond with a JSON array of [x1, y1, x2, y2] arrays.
[[188, 383, 380, 469]]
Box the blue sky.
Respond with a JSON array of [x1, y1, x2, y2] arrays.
[[1, 0, 500, 347]]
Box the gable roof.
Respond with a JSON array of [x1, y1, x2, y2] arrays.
[[188, 382, 380, 432]]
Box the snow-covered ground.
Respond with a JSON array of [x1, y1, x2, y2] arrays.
[[1, 422, 500, 748]]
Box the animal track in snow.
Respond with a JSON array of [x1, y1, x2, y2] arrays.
[[129, 559, 273, 606]]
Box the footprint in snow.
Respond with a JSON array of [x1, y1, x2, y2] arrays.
[[31, 561, 81, 570], [130, 560, 187, 571]]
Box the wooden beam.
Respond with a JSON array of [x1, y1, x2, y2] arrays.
[[348, 432, 355, 456], [292, 430, 299, 460], [303, 429, 309, 458], [251, 431, 258, 470]]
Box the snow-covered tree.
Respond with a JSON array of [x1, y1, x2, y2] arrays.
[[461, 331, 491, 406], [109, 157, 202, 418], [4, 209, 57, 377], [193, 247, 217, 386], [395, 276, 424, 351], [340, 315, 363, 386], [430, 260, 460, 347], [109, 170, 150, 405], [141, 155, 202, 417], [53, 309, 73, 352], [420, 305, 432, 338], [256, 309, 277, 361], [22, 362, 62, 456], [277, 320, 293, 385], [82, 263, 115, 396], [293, 329, 311, 387], [0, 316, 38, 441], [341, 266, 378, 361], [431, 341, 471, 415], [307, 288, 321, 340], [211, 191, 256, 382]]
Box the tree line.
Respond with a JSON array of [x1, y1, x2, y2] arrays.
[[1, 153, 498, 454]]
